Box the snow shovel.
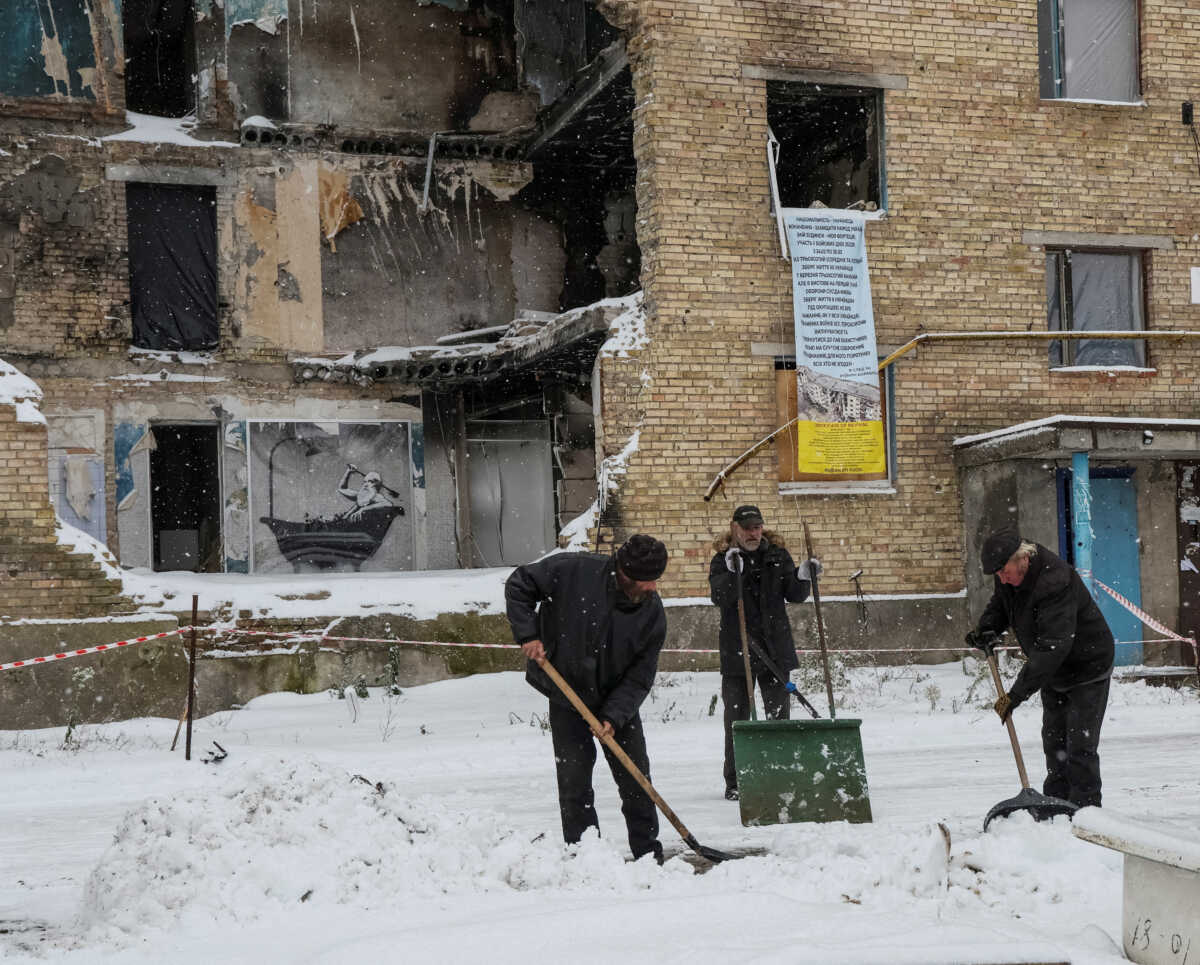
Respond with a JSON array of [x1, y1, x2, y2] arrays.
[[982, 649, 1078, 831], [535, 656, 740, 864]]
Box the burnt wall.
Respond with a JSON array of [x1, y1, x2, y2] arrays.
[[283, 0, 515, 132], [320, 158, 563, 350]]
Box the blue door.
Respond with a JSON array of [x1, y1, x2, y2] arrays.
[[1058, 468, 1143, 666]]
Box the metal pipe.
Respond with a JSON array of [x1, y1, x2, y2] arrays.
[[703, 329, 1200, 501], [876, 329, 1200, 372], [418, 132, 439, 213]]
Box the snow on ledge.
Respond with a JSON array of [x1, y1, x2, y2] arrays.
[[103, 112, 239, 148], [1073, 807, 1200, 873], [0, 357, 45, 425], [954, 414, 1200, 448]]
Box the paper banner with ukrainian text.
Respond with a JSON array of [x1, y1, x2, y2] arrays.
[[784, 209, 885, 479]]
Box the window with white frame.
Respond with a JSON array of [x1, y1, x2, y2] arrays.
[[1046, 248, 1146, 368], [1038, 0, 1140, 102]]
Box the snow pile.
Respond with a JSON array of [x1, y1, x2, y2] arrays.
[[0, 357, 45, 425], [79, 757, 679, 938]]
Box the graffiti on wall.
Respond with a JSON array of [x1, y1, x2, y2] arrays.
[[249, 421, 412, 573]]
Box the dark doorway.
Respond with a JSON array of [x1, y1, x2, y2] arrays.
[[123, 0, 196, 116], [150, 424, 222, 572], [127, 182, 218, 351]]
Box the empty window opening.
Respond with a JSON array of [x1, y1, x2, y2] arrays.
[[127, 182, 218, 351], [1038, 0, 1140, 102], [123, 0, 196, 116], [1046, 248, 1146, 368], [767, 81, 884, 210], [150, 424, 222, 573]]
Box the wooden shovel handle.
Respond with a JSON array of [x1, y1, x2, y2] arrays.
[[802, 521, 837, 719], [735, 563, 756, 719], [986, 651, 1031, 789], [535, 656, 696, 844]]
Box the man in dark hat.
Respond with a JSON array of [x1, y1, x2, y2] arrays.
[[966, 527, 1115, 807], [505, 534, 669, 862], [709, 505, 820, 800]]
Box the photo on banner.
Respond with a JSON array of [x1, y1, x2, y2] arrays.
[[248, 421, 414, 573], [783, 209, 886, 481]]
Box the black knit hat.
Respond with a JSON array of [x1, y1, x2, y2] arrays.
[[616, 534, 669, 582], [731, 505, 764, 526], [981, 528, 1021, 574]]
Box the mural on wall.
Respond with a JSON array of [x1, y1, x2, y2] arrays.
[[249, 421, 412, 572], [222, 421, 250, 573]]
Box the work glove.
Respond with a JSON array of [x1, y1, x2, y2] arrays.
[[993, 692, 1013, 722], [724, 547, 743, 573], [965, 629, 1000, 656], [797, 558, 822, 582]]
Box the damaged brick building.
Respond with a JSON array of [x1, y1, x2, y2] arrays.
[[1, 0, 642, 610], [2, 0, 1199, 671]]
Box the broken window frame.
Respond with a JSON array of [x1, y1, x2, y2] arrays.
[[765, 81, 888, 214], [774, 358, 896, 491], [1046, 247, 1148, 369], [1037, 0, 1142, 102]]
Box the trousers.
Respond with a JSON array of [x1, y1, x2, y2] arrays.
[[1041, 676, 1110, 807], [721, 670, 790, 792], [548, 700, 661, 860]]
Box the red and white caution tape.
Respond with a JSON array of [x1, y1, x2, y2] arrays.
[[206, 627, 1008, 657], [0, 627, 191, 672], [1091, 576, 1199, 664]]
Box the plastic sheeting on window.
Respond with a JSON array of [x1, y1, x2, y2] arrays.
[[127, 183, 218, 351], [1061, 0, 1139, 101], [1047, 250, 1145, 367]]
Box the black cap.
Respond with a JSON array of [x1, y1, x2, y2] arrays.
[[731, 505, 764, 526], [981, 528, 1021, 574], [616, 534, 668, 582]]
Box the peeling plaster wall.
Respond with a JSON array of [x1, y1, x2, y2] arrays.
[[320, 157, 561, 351], [232, 159, 324, 354], [284, 0, 513, 132], [0, 0, 123, 117]]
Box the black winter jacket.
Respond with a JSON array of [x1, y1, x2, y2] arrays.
[[505, 553, 666, 729], [977, 544, 1114, 706], [709, 533, 811, 678]]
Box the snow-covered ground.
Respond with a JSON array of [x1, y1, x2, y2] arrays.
[[2, 659, 1197, 964]]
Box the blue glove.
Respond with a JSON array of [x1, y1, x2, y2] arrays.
[[797, 558, 822, 581], [724, 548, 743, 573]]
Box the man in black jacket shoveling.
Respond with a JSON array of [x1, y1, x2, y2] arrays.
[[966, 528, 1115, 808], [709, 505, 820, 801], [505, 535, 669, 862]]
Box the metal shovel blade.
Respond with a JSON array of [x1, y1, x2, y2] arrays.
[[983, 786, 1079, 831], [683, 834, 739, 864]]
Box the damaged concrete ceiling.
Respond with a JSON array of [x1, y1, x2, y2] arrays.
[[526, 39, 634, 175], [291, 301, 622, 389]]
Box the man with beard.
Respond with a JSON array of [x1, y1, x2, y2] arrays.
[[506, 534, 669, 862], [709, 506, 819, 800]]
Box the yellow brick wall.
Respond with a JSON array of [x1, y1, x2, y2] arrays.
[[601, 0, 1200, 597], [0, 404, 131, 618]]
